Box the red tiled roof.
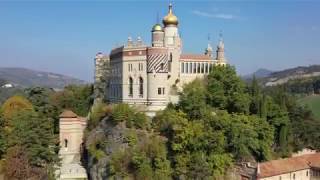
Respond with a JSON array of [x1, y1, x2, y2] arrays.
[[180, 54, 212, 61], [259, 153, 320, 178], [59, 110, 78, 118]]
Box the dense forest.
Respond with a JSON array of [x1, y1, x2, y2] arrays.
[[0, 65, 319, 179], [277, 76, 320, 95]]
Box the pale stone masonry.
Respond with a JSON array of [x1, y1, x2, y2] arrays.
[[94, 4, 227, 116], [56, 110, 88, 180]]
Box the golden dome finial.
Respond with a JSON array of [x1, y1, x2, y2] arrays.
[[163, 3, 178, 26], [169, 3, 173, 14]]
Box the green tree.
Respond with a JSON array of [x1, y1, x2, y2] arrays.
[[50, 84, 93, 116], [7, 110, 59, 169], [207, 65, 250, 114], [25, 87, 61, 133], [0, 112, 6, 158], [153, 109, 233, 179], [178, 79, 208, 119], [1, 95, 33, 122]]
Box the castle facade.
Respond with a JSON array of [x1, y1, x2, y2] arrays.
[[94, 4, 227, 116]]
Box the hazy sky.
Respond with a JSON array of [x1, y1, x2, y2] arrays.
[[0, 0, 319, 81]]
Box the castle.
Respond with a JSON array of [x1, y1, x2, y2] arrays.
[[94, 4, 227, 116]]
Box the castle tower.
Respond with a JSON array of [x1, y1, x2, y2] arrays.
[[162, 3, 182, 92], [163, 3, 180, 48], [57, 110, 87, 180], [146, 46, 169, 116], [151, 23, 164, 47], [216, 35, 227, 65]]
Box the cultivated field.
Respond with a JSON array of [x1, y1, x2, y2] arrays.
[[299, 95, 320, 119]]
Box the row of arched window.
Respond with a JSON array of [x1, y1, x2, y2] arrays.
[[129, 77, 144, 97]]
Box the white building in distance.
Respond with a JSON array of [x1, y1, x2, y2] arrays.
[[94, 4, 227, 116]]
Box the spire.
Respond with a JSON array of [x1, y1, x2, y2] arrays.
[[169, 3, 173, 14], [205, 33, 213, 57], [216, 31, 226, 65], [157, 12, 160, 24], [218, 31, 224, 49]]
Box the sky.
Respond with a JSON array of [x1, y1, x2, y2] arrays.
[[0, 0, 319, 82]]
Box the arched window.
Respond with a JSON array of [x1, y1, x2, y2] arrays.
[[139, 77, 143, 97], [129, 77, 133, 97], [64, 139, 68, 148]]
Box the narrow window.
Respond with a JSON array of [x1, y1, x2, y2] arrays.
[[201, 63, 204, 73], [205, 63, 208, 73], [64, 139, 68, 148], [186, 63, 188, 73], [307, 171, 309, 176], [293, 173, 295, 179], [168, 53, 173, 72], [160, 63, 164, 71], [162, 88, 165, 94], [139, 77, 143, 97], [129, 77, 133, 97], [181, 62, 184, 73], [158, 88, 161, 95]]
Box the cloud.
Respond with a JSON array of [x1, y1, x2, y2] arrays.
[[192, 10, 237, 20]]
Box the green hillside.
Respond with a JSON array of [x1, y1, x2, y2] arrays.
[[299, 95, 320, 119]]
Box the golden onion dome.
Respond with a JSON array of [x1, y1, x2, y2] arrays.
[[163, 4, 178, 26], [152, 23, 163, 32]]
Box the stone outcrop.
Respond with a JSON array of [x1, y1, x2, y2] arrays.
[[85, 117, 159, 180]]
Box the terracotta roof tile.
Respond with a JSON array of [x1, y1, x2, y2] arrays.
[[259, 153, 320, 178], [180, 54, 212, 61], [59, 110, 78, 118]]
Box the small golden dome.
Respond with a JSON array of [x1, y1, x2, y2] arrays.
[[163, 4, 178, 26], [152, 23, 163, 32]]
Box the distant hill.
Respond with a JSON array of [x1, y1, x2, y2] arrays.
[[263, 65, 320, 86], [243, 68, 273, 79], [0, 67, 87, 89]]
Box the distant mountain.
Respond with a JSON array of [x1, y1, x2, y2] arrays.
[[0, 67, 87, 89], [263, 65, 320, 86], [244, 68, 274, 79]]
